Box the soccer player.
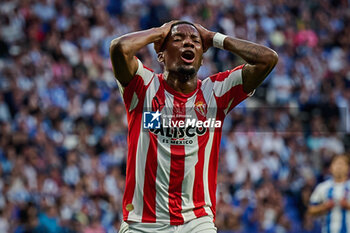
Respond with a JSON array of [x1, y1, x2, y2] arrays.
[[308, 155, 350, 233], [109, 20, 278, 232]]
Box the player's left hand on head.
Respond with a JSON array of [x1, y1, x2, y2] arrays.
[[194, 23, 216, 52], [154, 20, 181, 53]]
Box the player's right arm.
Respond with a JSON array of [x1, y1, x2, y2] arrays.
[[109, 21, 175, 86], [308, 201, 335, 216], [308, 183, 334, 217]]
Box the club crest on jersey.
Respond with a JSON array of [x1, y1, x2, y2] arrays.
[[194, 101, 207, 117]]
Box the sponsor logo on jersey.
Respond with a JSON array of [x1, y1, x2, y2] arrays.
[[148, 117, 221, 140]]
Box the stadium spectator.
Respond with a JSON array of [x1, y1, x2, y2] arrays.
[[308, 155, 350, 233]]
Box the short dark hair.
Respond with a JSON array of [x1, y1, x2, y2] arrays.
[[171, 21, 196, 29], [159, 21, 198, 52]]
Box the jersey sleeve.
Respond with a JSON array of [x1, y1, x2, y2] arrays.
[[309, 184, 326, 205], [117, 59, 155, 112], [211, 65, 254, 115]]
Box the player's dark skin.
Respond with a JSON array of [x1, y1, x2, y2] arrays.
[[109, 20, 278, 94]]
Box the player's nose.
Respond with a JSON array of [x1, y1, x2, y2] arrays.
[[183, 37, 195, 48]]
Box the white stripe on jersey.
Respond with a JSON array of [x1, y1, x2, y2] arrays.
[[200, 78, 214, 104], [129, 92, 139, 112], [155, 144, 172, 223], [330, 208, 342, 233], [181, 96, 199, 222], [213, 69, 243, 97], [136, 59, 154, 86], [154, 93, 174, 224]]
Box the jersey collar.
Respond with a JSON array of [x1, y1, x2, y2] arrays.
[[159, 73, 201, 99]]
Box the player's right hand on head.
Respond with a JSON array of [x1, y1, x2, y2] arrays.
[[194, 23, 215, 52], [154, 20, 180, 53]]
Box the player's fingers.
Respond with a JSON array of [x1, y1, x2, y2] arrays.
[[161, 20, 179, 30], [168, 19, 181, 25], [194, 23, 206, 34], [194, 24, 209, 52]]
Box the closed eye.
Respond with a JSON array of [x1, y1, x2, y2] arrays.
[[173, 36, 182, 42]]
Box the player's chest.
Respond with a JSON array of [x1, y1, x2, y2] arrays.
[[326, 185, 349, 201], [145, 91, 217, 119]]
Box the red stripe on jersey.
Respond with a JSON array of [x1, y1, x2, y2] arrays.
[[141, 85, 166, 222], [209, 65, 244, 82], [208, 129, 221, 221], [123, 75, 144, 110], [168, 95, 186, 225], [192, 89, 209, 218], [215, 84, 248, 116], [168, 144, 186, 225], [141, 132, 158, 222], [122, 76, 150, 221]]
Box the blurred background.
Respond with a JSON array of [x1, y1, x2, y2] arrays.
[[0, 0, 350, 232]]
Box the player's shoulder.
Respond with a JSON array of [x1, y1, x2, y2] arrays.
[[207, 65, 245, 82], [345, 180, 350, 188], [133, 58, 158, 87], [135, 58, 155, 77], [315, 179, 333, 191]]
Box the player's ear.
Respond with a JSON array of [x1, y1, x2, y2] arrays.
[[157, 52, 164, 63]]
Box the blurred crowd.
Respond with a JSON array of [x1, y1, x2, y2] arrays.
[[0, 0, 350, 232]]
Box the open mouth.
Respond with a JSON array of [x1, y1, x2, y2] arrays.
[[181, 51, 195, 64]]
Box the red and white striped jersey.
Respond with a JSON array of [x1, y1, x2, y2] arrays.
[[120, 59, 251, 225]]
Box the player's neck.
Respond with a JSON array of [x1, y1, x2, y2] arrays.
[[333, 176, 347, 183], [165, 71, 197, 94]]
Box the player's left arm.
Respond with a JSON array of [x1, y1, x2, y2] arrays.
[[195, 24, 278, 93]]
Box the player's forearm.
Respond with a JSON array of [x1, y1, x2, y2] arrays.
[[308, 204, 330, 216], [223, 37, 278, 67], [110, 28, 164, 58], [109, 28, 164, 86], [223, 37, 278, 93]]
